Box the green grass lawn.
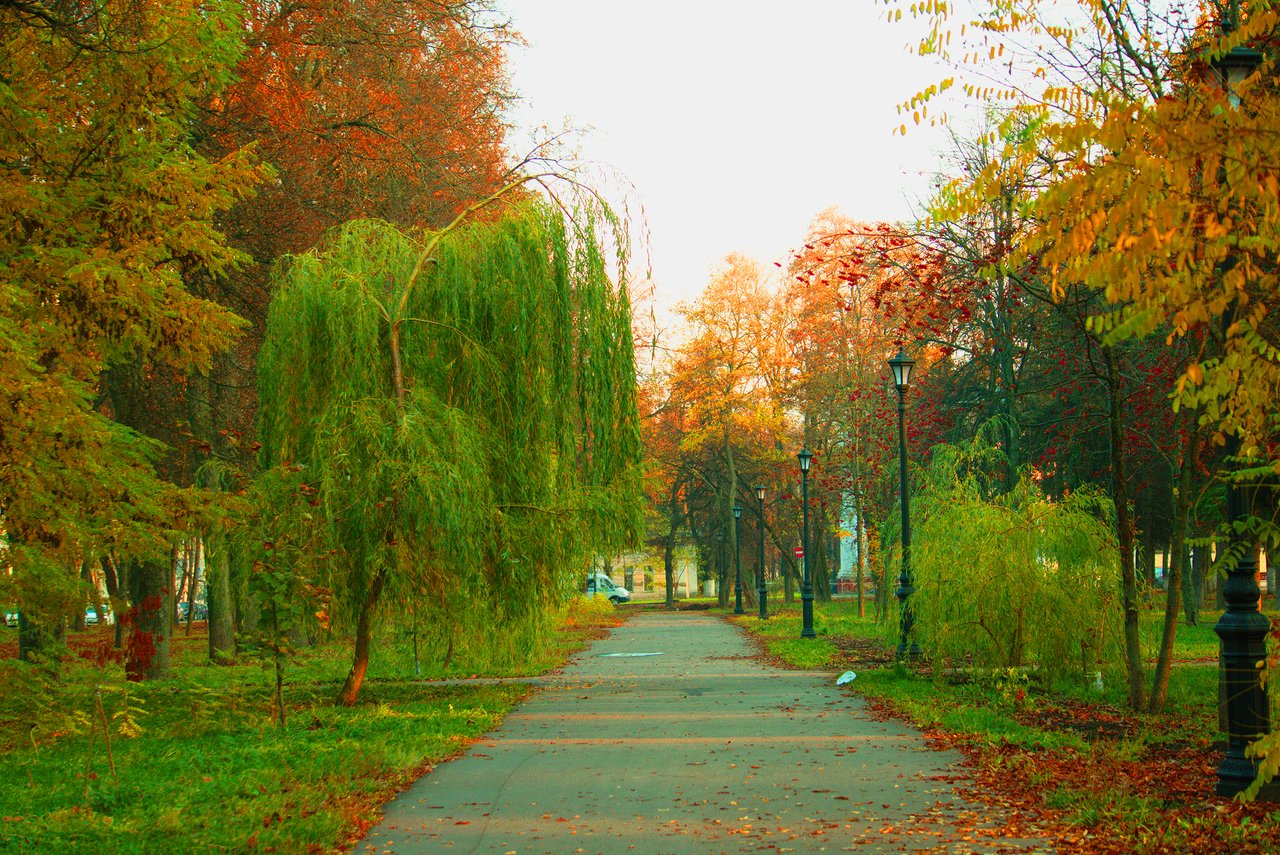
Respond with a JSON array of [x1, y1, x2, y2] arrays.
[[0, 596, 619, 854]]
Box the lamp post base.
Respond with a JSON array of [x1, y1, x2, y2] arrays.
[[1215, 588, 1272, 798], [801, 593, 815, 638], [758, 586, 768, 620]]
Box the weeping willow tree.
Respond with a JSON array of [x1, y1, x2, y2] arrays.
[[903, 429, 1124, 684], [257, 199, 642, 705]]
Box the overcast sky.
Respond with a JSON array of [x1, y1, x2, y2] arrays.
[[501, 1, 956, 314]]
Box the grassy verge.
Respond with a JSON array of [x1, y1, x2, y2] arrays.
[[0, 596, 619, 853], [732, 599, 1280, 854]]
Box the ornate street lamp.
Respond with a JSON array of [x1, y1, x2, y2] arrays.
[[798, 448, 815, 638], [732, 504, 745, 615], [888, 348, 920, 659], [755, 484, 768, 620], [1209, 38, 1270, 799]]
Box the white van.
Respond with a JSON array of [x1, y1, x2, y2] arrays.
[[585, 572, 630, 604]]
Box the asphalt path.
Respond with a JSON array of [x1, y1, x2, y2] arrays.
[[359, 611, 1051, 854]]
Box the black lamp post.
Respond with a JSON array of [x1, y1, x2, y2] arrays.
[[888, 348, 920, 659], [732, 504, 745, 614], [755, 484, 768, 620], [1210, 36, 1270, 800], [798, 448, 815, 639]]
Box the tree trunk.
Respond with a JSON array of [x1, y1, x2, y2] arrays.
[[1149, 423, 1199, 711], [663, 480, 682, 609], [722, 436, 738, 609], [663, 545, 676, 609], [125, 554, 173, 681], [813, 507, 831, 603], [78, 559, 100, 630], [175, 538, 193, 626], [878, 551, 892, 621], [1105, 345, 1145, 709], [336, 566, 388, 706], [1214, 543, 1227, 609], [206, 535, 235, 662], [1268, 548, 1275, 604], [1139, 534, 1158, 590], [716, 537, 729, 608], [101, 555, 126, 649], [855, 499, 866, 619], [1185, 544, 1206, 626], [183, 538, 201, 636]]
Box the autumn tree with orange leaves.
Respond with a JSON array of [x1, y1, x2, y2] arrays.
[[781, 209, 957, 614], [666, 254, 792, 607]]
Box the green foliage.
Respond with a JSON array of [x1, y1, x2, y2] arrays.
[[765, 637, 840, 670], [905, 433, 1124, 680], [0, 0, 269, 618], [255, 205, 642, 693], [973, 666, 1035, 713], [233, 464, 336, 723], [0, 599, 619, 851], [0, 678, 523, 853]]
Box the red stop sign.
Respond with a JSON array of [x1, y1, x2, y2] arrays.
[[794, 546, 804, 559]]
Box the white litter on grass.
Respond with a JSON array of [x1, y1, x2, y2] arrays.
[[836, 670, 857, 685]]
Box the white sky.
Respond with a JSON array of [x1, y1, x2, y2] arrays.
[[501, 1, 956, 315]]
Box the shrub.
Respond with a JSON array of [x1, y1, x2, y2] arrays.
[[899, 435, 1124, 682]]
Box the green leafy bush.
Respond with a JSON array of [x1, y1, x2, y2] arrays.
[[902, 435, 1123, 681]]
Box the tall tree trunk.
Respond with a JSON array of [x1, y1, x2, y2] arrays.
[[663, 480, 683, 609], [206, 534, 235, 662], [813, 507, 831, 603], [716, 536, 729, 608], [101, 555, 126, 649], [1214, 543, 1227, 609], [176, 538, 193, 622], [1149, 422, 1200, 711], [1268, 548, 1276, 604], [722, 435, 738, 609], [183, 537, 200, 636], [84, 559, 106, 629], [337, 566, 388, 706], [1105, 346, 1144, 709], [855, 494, 866, 619], [663, 542, 676, 608], [1139, 533, 1158, 591], [1185, 544, 1206, 626], [125, 554, 173, 681]]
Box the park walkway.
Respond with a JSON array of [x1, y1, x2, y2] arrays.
[[359, 612, 1051, 854]]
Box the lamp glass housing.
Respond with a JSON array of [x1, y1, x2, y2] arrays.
[[1211, 45, 1263, 107], [1218, 46, 1263, 85], [754, 484, 765, 501], [797, 448, 813, 472], [888, 349, 915, 390], [733, 504, 742, 519]]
